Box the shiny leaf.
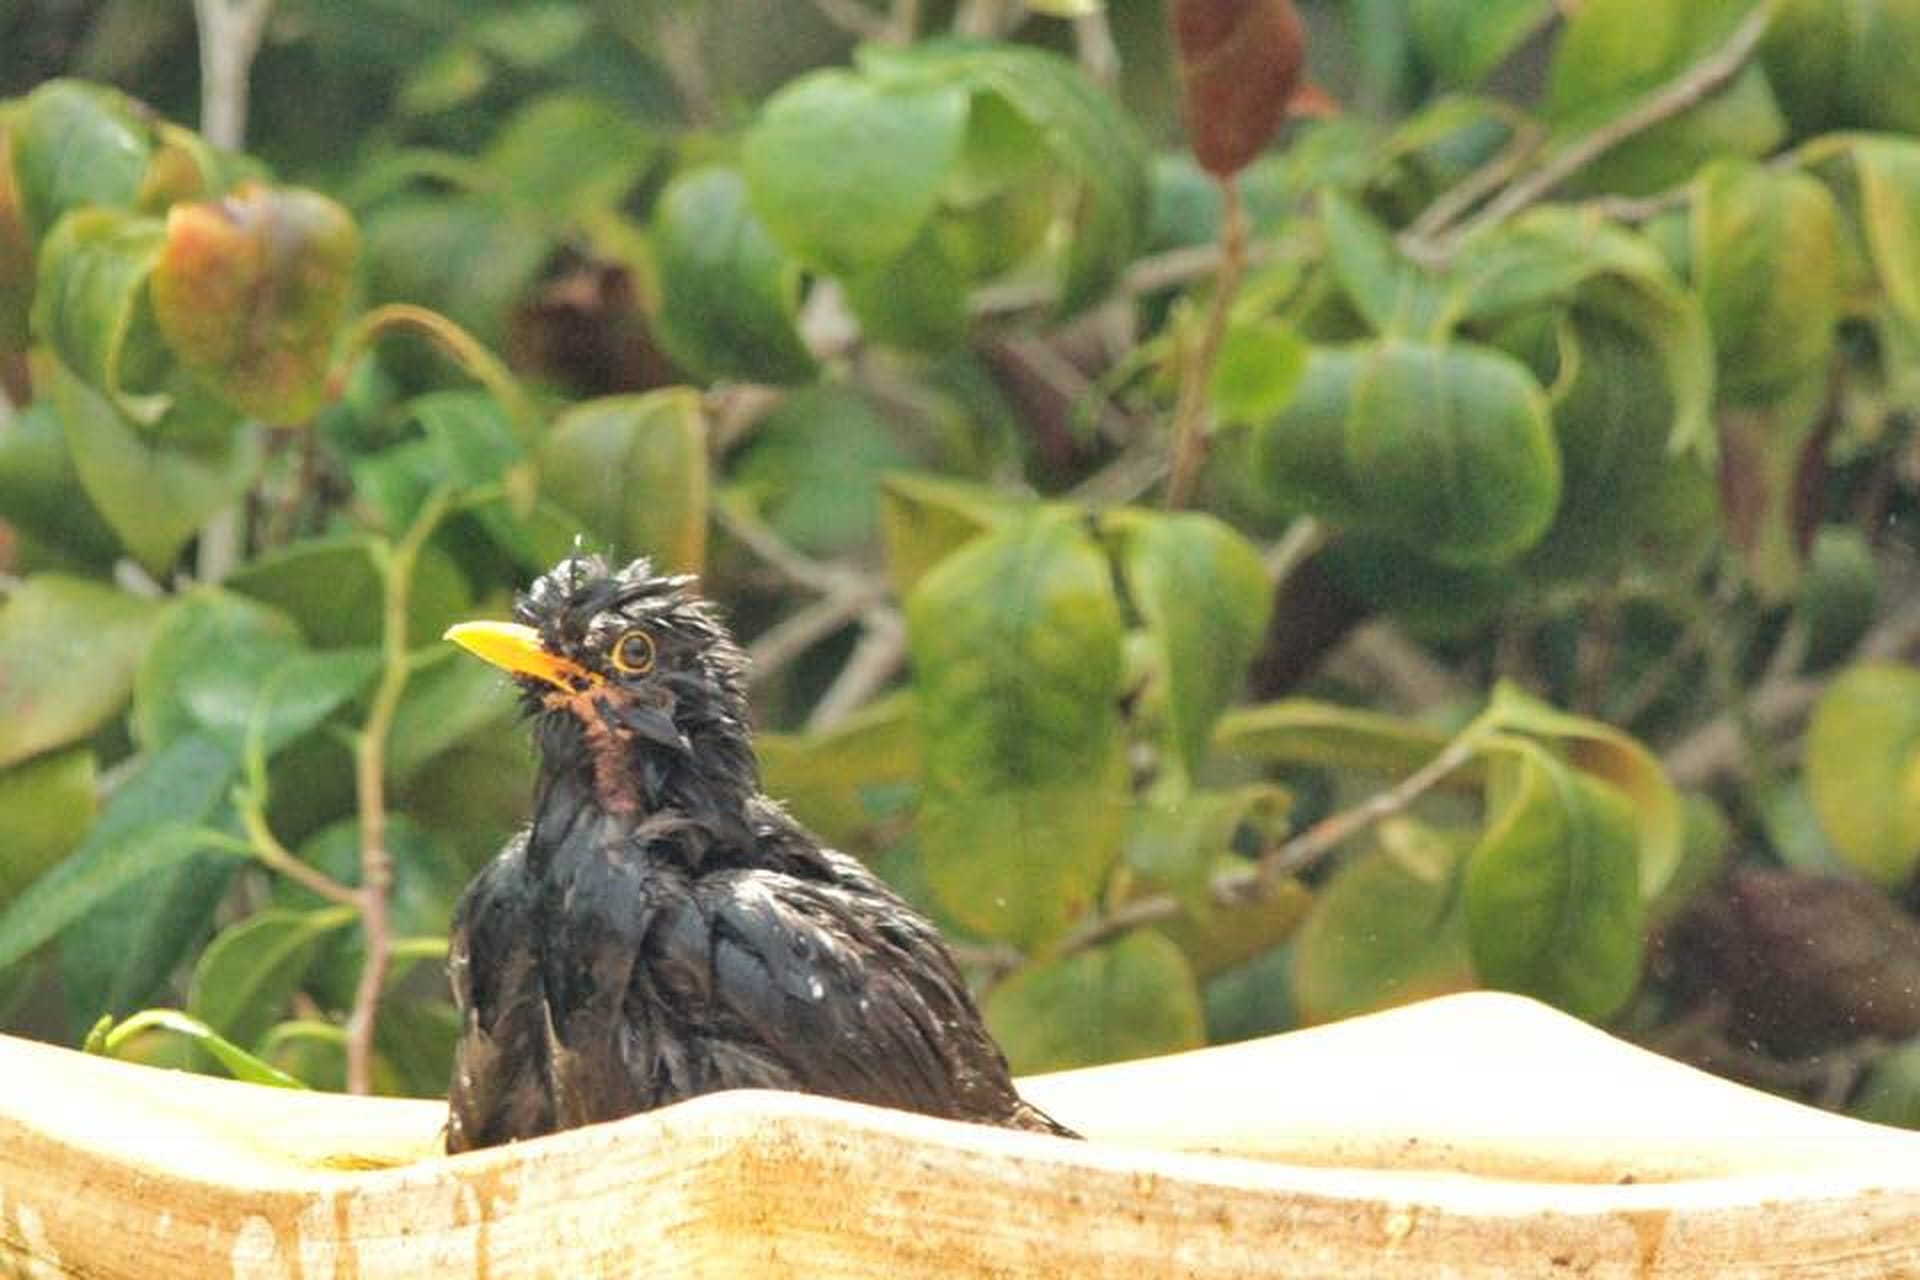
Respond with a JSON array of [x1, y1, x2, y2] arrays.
[[31, 207, 170, 423], [1251, 339, 1560, 566], [651, 167, 815, 384], [985, 930, 1204, 1072], [909, 510, 1127, 946], [8, 80, 152, 243], [1293, 820, 1475, 1024], [188, 907, 355, 1052], [878, 471, 1022, 600], [1464, 741, 1644, 1020], [758, 693, 921, 852], [0, 750, 95, 908], [1113, 510, 1272, 779], [89, 1008, 305, 1088], [0, 573, 160, 769], [1804, 663, 1920, 888], [226, 533, 471, 649], [150, 182, 359, 422], [744, 71, 969, 278], [538, 390, 708, 572]]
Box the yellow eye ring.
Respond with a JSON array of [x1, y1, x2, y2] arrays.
[[610, 629, 656, 675]]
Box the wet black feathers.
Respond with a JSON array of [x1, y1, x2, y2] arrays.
[[446, 556, 1072, 1152]]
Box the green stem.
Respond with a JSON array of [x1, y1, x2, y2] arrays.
[[1166, 176, 1248, 510], [344, 486, 454, 1096]]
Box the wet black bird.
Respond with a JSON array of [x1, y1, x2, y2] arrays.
[[441, 554, 1073, 1152]]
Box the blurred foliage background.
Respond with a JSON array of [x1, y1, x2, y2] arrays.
[[5, 0, 1920, 1125]]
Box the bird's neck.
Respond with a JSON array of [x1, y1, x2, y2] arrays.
[[528, 723, 761, 872]]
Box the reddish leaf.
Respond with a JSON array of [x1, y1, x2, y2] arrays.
[[1171, 0, 1306, 177], [150, 182, 359, 423]]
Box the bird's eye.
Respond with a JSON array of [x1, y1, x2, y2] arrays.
[[610, 629, 656, 675]]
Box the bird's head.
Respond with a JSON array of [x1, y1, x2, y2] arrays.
[[444, 554, 757, 818]]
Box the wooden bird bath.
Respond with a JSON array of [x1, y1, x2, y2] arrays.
[[2, 991, 1917, 1277]]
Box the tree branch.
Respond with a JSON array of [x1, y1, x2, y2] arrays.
[[344, 488, 452, 1095], [1166, 177, 1249, 509], [1421, 5, 1771, 259]]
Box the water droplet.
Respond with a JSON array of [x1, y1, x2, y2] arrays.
[[807, 977, 825, 1000]]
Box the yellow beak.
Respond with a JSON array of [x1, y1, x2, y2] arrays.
[[443, 621, 599, 691]]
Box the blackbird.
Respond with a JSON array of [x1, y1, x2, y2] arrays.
[[441, 554, 1074, 1152]]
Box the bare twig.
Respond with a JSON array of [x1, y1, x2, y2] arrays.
[[1336, 622, 1476, 713], [1665, 596, 1920, 786], [1072, 9, 1120, 85], [1401, 122, 1542, 253], [952, 0, 1023, 37], [1424, 5, 1771, 259], [888, 0, 922, 43], [1048, 709, 1494, 963], [971, 237, 1287, 319], [807, 610, 907, 731], [345, 488, 452, 1095], [749, 588, 880, 677], [192, 0, 273, 150], [190, 0, 274, 585], [1166, 177, 1250, 509], [808, 0, 889, 39], [715, 501, 870, 599]]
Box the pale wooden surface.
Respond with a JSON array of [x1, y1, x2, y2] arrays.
[[2, 992, 1918, 1278]]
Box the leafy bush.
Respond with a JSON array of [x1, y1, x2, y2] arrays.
[[3, 0, 1920, 1125]]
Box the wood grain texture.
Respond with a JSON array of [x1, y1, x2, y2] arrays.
[[3, 992, 1919, 1278]]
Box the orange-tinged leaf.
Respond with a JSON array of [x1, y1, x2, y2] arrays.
[[1171, 0, 1306, 177], [150, 182, 358, 423]]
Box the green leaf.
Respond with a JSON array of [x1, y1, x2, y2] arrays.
[[1799, 527, 1879, 671], [1844, 137, 1920, 340], [1854, 1034, 1920, 1130], [730, 385, 915, 556], [0, 402, 121, 563], [909, 510, 1127, 946], [1292, 819, 1475, 1024], [878, 471, 1022, 600], [0, 750, 95, 908], [1321, 191, 1452, 338], [41, 352, 258, 573], [1485, 682, 1683, 900], [650, 167, 815, 384], [31, 207, 170, 424], [1804, 663, 1920, 888], [759, 693, 922, 853], [226, 533, 472, 649], [841, 224, 971, 352], [1, 112, 33, 349], [1112, 510, 1273, 779], [387, 646, 520, 782], [1209, 318, 1307, 425], [538, 390, 708, 572], [744, 70, 969, 279], [0, 573, 160, 769], [361, 197, 548, 348], [484, 93, 657, 219], [90, 1008, 306, 1089], [8, 80, 153, 243], [1251, 339, 1560, 566], [1693, 160, 1841, 405], [1543, 0, 1785, 196], [1763, 0, 1920, 136], [0, 733, 238, 975], [1464, 741, 1644, 1020], [863, 41, 1151, 313], [1160, 870, 1313, 980], [150, 182, 360, 422], [188, 906, 355, 1052], [63, 852, 237, 1033], [131, 590, 299, 751], [1410, 0, 1551, 87], [1213, 698, 1457, 777], [984, 930, 1204, 1072], [1453, 207, 1715, 459], [1124, 785, 1289, 921]]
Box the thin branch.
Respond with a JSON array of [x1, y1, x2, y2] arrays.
[[1049, 710, 1494, 962], [715, 501, 870, 599], [971, 237, 1283, 320], [1072, 9, 1120, 86], [344, 488, 452, 1095], [1425, 5, 1771, 258], [888, 0, 922, 43], [1401, 122, 1543, 252], [234, 794, 362, 908], [809, 0, 890, 40], [807, 610, 907, 731], [190, 0, 274, 585], [749, 587, 878, 678], [952, 0, 1023, 37], [1166, 177, 1249, 509]]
